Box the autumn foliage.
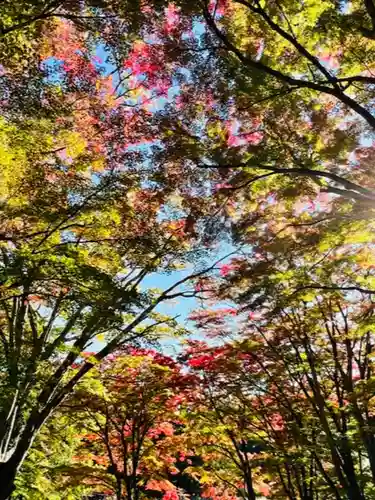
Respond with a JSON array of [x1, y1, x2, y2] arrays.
[[2, 0, 375, 499]]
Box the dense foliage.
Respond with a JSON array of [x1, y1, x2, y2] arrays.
[[2, 0, 375, 499]]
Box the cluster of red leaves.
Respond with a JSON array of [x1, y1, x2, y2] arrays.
[[219, 262, 242, 277], [124, 41, 166, 86], [184, 341, 234, 371]]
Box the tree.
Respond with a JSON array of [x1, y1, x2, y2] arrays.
[[13, 413, 90, 499], [0, 200, 220, 500], [0, 4, 229, 496], [179, 0, 375, 200], [185, 290, 375, 499], [150, 0, 375, 265], [55, 348, 199, 500], [183, 340, 273, 500]]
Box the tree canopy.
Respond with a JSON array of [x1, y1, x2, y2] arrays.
[[2, 0, 375, 499]]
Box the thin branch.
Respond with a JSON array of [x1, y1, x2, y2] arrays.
[[235, 0, 339, 87], [200, 162, 375, 201], [294, 284, 375, 295]]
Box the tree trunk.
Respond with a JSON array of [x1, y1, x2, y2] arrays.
[[0, 458, 19, 500], [0, 410, 48, 500], [341, 453, 365, 500], [244, 469, 256, 500]]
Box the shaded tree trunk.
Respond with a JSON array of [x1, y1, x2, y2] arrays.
[[0, 408, 50, 500], [0, 461, 17, 500]]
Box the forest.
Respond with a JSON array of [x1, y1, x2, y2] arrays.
[[1, 0, 375, 498]]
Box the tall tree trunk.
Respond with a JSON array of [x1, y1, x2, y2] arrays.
[[0, 454, 24, 500], [243, 467, 256, 500], [0, 449, 34, 499], [340, 449, 365, 500], [0, 408, 50, 500]]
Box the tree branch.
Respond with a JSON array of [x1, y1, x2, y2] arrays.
[[294, 284, 375, 295], [235, 0, 339, 87], [201, 162, 375, 201], [202, 2, 375, 130]]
